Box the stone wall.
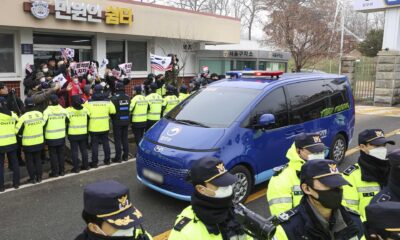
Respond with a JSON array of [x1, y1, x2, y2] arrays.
[[340, 56, 356, 89], [374, 51, 400, 106]]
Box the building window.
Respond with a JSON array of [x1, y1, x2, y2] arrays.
[[128, 41, 147, 71], [106, 40, 125, 70], [0, 33, 15, 73], [236, 60, 256, 70]]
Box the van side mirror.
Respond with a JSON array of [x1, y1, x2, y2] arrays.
[[258, 113, 275, 127]]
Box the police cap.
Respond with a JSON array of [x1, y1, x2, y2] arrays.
[[0, 82, 5, 89], [133, 85, 142, 93], [358, 129, 395, 146], [150, 82, 158, 91], [24, 97, 35, 107], [115, 82, 125, 91], [187, 157, 237, 187], [366, 202, 400, 230], [295, 133, 326, 153], [84, 180, 143, 230], [180, 84, 188, 93], [93, 84, 103, 93], [300, 159, 350, 188]]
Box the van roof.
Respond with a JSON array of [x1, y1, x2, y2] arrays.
[[212, 73, 346, 90]]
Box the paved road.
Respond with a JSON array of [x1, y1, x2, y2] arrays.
[[0, 113, 399, 240]]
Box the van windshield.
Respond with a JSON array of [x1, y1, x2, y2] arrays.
[[166, 87, 261, 128]]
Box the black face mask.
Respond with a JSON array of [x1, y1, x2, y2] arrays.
[[310, 187, 343, 210]]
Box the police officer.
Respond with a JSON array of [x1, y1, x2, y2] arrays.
[[370, 149, 400, 203], [145, 83, 162, 131], [67, 95, 90, 173], [156, 74, 166, 97], [273, 159, 364, 240], [75, 180, 153, 240], [130, 85, 148, 147], [0, 97, 20, 191], [162, 85, 180, 116], [85, 85, 116, 168], [267, 133, 326, 216], [342, 129, 395, 217], [179, 85, 189, 101], [16, 97, 45, 184], [143, 73, 155, 96], [168, 157, 252, 240], [365, 202, 400, 240], [0, 82, 25, 169], [44, 94, 67, 177], [111, 82, 131, 163]]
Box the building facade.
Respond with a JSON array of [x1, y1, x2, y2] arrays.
[[0, 0, 240, 96]]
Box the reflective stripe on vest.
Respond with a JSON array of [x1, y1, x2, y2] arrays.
[[91, 116, 109, 120], [69, 125, 87, 129], [25, 118, 44, 124], [357, 186, 381, 193], [0, 134, 15, 139], [146, 94, 162, 121], [131, 96, 148, 123], [23, 134, 43, 139], [268, 197, 293, 205], [44, 107, 66, 140], [46, 128, 65, 133], [67, 108, 88, 136], [345, 199, 360, 206], [20, 111, 44, 146]]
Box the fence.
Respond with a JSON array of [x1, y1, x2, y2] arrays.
[[353, 57, 377, 105]]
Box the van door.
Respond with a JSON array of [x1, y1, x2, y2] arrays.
[[242, 87, 295, 184], [285, 79, 332, 149]]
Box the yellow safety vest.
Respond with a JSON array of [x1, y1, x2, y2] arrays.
[[179, 93, 189, 101], [267, 143, 305, 216], [130, 95, 148, 123], [0, 112, 18, 147], [163, 95, 180, 116], [145, 93, 163, 121], [342, 163, 381, 218], [156, 85, 166, 97], [169, 206, 253, 240], [66, 107, 90, 136], [43, 105, 67, 140], [16, 111, 45, 146], [84, 100, 116, 133]]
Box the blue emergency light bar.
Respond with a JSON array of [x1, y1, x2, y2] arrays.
[[226, 71, 284, 79]]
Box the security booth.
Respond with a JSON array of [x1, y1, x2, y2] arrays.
[[196, 40, 291, 75]]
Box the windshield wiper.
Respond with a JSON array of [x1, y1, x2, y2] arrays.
[[175, 119, 210, 128], [164, 115, 176, 121]]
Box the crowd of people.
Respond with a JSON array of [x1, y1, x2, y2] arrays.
[[0, 57, 223, 192], [75, 130, 400, 240]]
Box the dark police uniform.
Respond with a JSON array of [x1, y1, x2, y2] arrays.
[[75, 180, 152, 240], [273, 160, 364, 240], [111, 83, 130, 162], [370, 149, 400, 204], [365, 202, 400, 239]]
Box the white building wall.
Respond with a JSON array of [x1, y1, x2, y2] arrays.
[[154, 38, 197, 77]]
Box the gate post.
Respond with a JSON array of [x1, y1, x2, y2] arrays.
[[374, 50, 400, 106], [341, 56, 356, 89]]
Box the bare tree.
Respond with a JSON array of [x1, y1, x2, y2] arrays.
[[170, 0, 209, 11], [263, 0, 338, 72], [242, 0, 263, 40]]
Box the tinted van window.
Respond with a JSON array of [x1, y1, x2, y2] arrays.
[[287, 80, 330, 124], [246, 87, 289, 129], [168, 87, 261, 128], [324, 79, 350, 115]]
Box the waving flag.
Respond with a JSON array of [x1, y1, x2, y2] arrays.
[[150, 54, 172, 71], [61, 48, 75, 60]]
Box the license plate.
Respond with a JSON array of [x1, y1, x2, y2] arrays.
[[143, 168, 164, 184]]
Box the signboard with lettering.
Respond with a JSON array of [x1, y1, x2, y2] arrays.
[[354, 0, 400, 12], [21, 44, 34, 54], [26, 1, 133, 25], [75, 61, 90, 76]]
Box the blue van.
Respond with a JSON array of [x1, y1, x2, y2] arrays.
[[136, 71, 355, 203]]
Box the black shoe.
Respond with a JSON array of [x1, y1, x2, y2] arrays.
[[81, 165, 90, 171], [37, 177, 42, 183], [112, 158, 121, 163], [13, 184, 19, 189], [90, 163, 98, 168], [49, 172, 59, 178], [122, 156, 129, 162], [29, 179, 37, 184], [0, 187, 5, 192], [71, 168, 80, 174], [104, 161, 111, 166], [59, 171, 65, 176]]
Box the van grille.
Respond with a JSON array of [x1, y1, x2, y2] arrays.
[[138, 155, 189, 179]]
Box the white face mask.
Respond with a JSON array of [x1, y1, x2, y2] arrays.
[[100, 82, 106, 87], [308, 152, 325, 161], [40, 77, 46, 83], [369, 147, 387, 160], [108, 72, 113, 77], [87, 75, 93, 81], [111, 227, 135, 237], [73, 79, 79, 84], [43, 68, 49, 73], [213, 185, 233, 198]]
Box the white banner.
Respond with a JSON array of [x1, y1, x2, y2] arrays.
[[75, 61, 90, 76], [53, 73, 67, 87], [118, 62, 133, 75]]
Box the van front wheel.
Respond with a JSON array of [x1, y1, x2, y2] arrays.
[[230, 165, 252, 204], [330, 134, 347, 164]]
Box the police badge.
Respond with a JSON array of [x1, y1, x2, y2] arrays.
[[31, 0, 50, 19]]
